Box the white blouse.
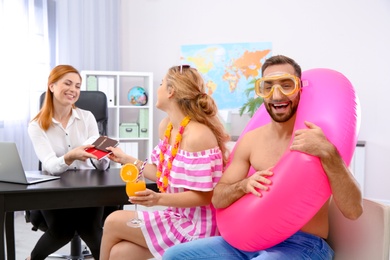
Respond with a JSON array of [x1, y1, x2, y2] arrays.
[[28, 108, 109, 175]]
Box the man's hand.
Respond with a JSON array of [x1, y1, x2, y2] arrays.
[[242, 168, 273, 197], [290, 121, 335, 158]]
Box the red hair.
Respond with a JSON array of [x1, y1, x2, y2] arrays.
[[31, 65, 81, 131]]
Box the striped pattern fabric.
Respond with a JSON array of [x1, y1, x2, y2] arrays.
[[139, 141, 223, 259]]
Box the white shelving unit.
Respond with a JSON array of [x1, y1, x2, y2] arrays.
[[80, 71, 153, 167]]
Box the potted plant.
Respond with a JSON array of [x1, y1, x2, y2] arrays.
[[238, 79, 263, 117]]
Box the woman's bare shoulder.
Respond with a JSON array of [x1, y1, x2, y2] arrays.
[[184, 121, 218, 152], [158, 117, 170, 139]]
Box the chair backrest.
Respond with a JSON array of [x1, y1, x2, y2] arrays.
[[328, 198, 390, 260], [39, 91, 108, 135]]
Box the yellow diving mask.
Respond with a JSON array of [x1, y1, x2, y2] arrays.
[[255, 73, 301, 99]]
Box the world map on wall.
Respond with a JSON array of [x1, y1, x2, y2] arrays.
[[181, 42, 272, 110]]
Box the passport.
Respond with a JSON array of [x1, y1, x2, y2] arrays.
[[85, 136, 119, 160]]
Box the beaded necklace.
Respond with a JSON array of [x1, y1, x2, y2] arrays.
[[156, 116, 191, 192]]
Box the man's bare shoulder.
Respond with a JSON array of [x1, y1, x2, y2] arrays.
[[239, 124, 270, 144], [232, 125, 269, 157]]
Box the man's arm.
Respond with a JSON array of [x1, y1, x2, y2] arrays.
[[291, 121, 363, 220], [212, 134, 273, 209], [320, 145, 363, 219]]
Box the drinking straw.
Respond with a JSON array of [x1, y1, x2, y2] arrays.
[[136, 159, 148, 182]]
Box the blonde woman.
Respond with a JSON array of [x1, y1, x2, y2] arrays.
[[100, 65, 230, 260]]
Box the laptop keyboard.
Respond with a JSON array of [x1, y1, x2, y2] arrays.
[[27, 176, 44, 182]]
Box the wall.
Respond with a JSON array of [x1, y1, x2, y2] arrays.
[[119, 0, 390, 203]]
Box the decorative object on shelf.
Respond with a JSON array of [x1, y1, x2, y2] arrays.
[[119, 123, 139, 138], [128, 86, 148, 106], [86, 75, 98, 91], [139, 109, 149, 138]]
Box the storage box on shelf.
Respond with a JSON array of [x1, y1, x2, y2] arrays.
[[119, 123, 139, 138], [80, 71, 153, 167]]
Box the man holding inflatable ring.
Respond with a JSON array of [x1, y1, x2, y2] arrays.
[[163, 55, 363, 260]]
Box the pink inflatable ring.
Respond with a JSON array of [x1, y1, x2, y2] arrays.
[[216, 68, 360, 251]]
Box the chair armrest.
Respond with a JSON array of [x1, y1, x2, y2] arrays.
[[328, 198, 390, 260]]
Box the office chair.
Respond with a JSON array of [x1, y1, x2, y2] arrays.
[[25, 90, 120, 259]]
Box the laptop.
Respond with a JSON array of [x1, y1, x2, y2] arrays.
[[0, 142, 60, 184]]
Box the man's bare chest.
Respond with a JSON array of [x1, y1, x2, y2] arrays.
[[249, 140, 290, 171]]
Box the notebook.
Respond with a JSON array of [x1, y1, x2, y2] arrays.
[[0, 142, 60, 184]]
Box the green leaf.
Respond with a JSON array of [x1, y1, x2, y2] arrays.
[[239, 97, 263, 117], [239, 79, 263, 117]]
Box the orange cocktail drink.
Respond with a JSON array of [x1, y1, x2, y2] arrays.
[[120, 161, 147, 227], [126, 181, 146, 197]]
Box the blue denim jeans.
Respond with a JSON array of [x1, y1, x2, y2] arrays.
[[163, 231, 334, 260]]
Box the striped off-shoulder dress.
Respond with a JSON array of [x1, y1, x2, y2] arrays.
[[139, 140, 224, 259]]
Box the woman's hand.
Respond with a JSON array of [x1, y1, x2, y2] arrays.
[[106, 146, 128, 164], [64, 145, 98, 165], [128, 188, 161, 207]]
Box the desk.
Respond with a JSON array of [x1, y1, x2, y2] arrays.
[[0, 168, 157, 260]]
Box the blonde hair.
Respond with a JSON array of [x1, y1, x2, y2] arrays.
[[166, 66, 230, 166], [31, 65, 81, 131]]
